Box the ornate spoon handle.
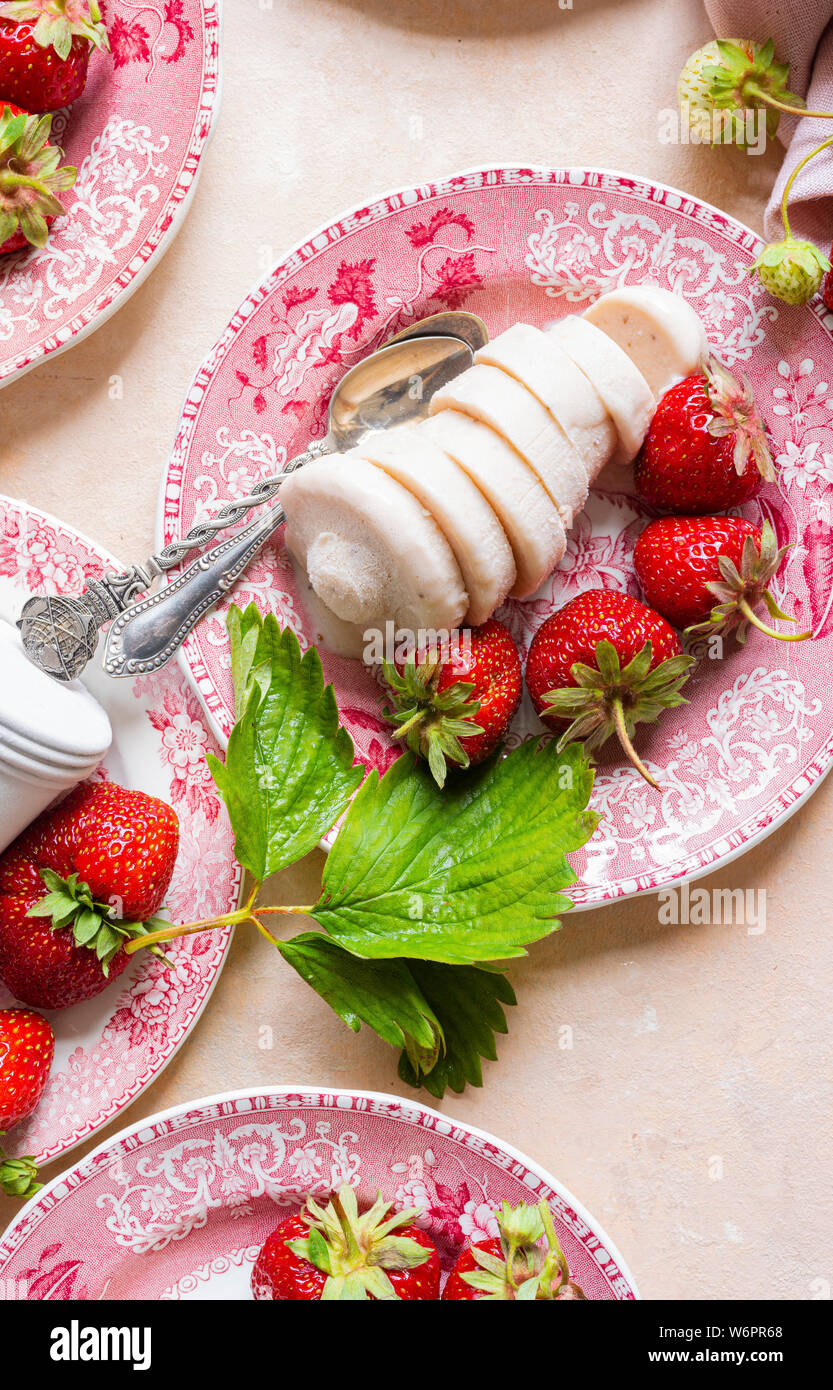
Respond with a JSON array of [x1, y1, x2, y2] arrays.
[[17, 445, 323, 683], [151, 474, 285, 571], [102, 503, 287, 678]]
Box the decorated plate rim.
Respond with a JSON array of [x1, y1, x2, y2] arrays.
[[0, 1083, 641, 1299], [0, 491, 242, 1166], [0, 0, 224, 390], [155, 162, 833, 911]]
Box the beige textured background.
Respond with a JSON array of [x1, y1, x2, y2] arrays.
[[2, 0, 832, 1300]]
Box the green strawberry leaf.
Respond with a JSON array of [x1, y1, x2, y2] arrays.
[[0, 1149, 41, 1201], [277, 933, 443, 1074], [208, 607, 364, 882], [287, 1226, 333, 1274], [277, 934, 516, 1095], [397, 962, 515, 1097], [307, 740, 597, 964], [226, 601, 266, 711], [73, 908, 102, 946]]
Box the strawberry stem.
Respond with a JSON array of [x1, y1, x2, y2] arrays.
[[537, 1199, 570, 1295], [122, 892, 313, 955], [253, 905, 310, 915], [745, 86, 833, 120], [249, 914, 281, 947], [0, 171, 52, 195], [389, 709, 426, 742], [778, 133, 833, 240], [738, 597, 812, 642], [123, 909, 250, 953], [611, 696, 660, 790]]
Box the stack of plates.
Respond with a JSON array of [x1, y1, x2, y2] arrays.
[[0, 619, 112, 852]]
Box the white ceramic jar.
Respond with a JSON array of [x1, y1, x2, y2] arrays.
[[0, 619, 112, 854]]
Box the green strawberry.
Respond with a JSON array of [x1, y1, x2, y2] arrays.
[[678, 38, 802, 146], [751, 235, 830, 305]]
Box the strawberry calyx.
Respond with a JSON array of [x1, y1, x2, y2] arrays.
[[461, 1199, 585, 1301], [701, 355, 776, 483], [686, 520, 812, 644], [286, 1184, 430, 1301], [542, 639, 694, 790], [26, 867, 173, 974], [0, 1146, 40, 1199], [0, 1, 109, 59], [0, 106, 76, 249], [382, 655, 484, 789], [703, 38, 803, 136]]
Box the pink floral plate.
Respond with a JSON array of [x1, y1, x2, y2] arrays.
[[158, 165, 833, 909], [0, 1086, 639, 1299], [0, 1, 221, 388], [0, 495, 241, 1168]]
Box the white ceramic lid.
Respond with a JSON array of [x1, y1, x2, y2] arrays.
[[0, 619, 112, 764], [0, 720, 103, 770]]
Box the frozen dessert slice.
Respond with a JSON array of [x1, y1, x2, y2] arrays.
[[421, 411, 566, 598], [583, 284, 708, 400], [429, 363, 589, 529], [280, 454, 468, 658], [360, 427, 516, 626], [548, 315, 654, 463], [287, 556, 368, 661], [475, 322, 617, 481]]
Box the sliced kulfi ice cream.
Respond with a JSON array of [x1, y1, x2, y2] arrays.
[[475, 322, 617, 481], [280, 453, 468, 657], [280, 291, 715, 658], [360, 427, 516, 626], [421, 411, 566, 598], [428, 363, 589, 529], [548, 315, 654, 464], [583, 284, 708, 401]]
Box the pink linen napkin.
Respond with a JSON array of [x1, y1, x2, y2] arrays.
[[705, 1, 833, 249]]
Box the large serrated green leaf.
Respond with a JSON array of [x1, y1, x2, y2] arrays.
[[397, 962, 516, 1097], [307, 740, 597, 964], [277, 933, 442, 1074], [278, 935, 516, 1098], [208, 607, 364, 881]]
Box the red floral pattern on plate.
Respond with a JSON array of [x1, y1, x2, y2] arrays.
[[158, 167, 833, 908], [0, 1088, 638, 1300], [0, 496, 240, 1167], [0, 2, 219, 388]]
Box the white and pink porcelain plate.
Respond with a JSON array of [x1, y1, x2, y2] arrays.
[[0, 0, 221, 388], [0, 1086, 638, 1299], [158, 165, 833, 908], [0, 495, 240, 1167]]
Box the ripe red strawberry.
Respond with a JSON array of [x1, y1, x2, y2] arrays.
[[0, 101, 76, 253], [383, 618, 522, 788], [525, 589, 693, 789], [634, 356, 776, 513], [0, 1006, 53, 1129], [251, 1185, 440, 1301], [0, 779, 179, 1010], [443, 1198, 586, 1300], [0, 1006, 54, 1199], [634, 515, 811, 643], [0, 2, 109, 112]]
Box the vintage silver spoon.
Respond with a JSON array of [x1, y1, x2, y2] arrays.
[[18, 313, 487, 682]]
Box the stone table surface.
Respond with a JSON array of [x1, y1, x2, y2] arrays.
[[1, 0, 831, 1301]]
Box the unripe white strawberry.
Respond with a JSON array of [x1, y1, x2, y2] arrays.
[[678, 37, 800, 147], [751, 235, 830, 305]]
